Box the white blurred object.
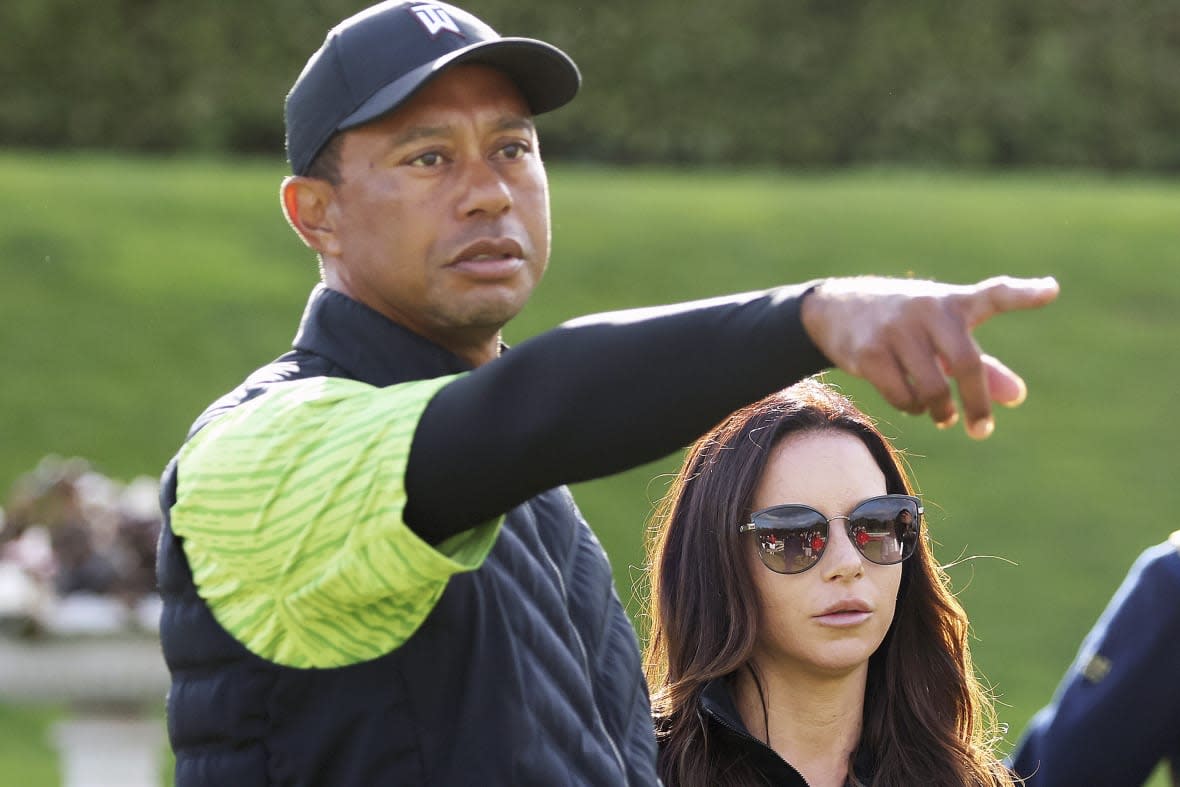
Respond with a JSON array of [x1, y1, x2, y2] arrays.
[[2, 525, 56, 578], [119, 476, 162, 522], [0, 561, 47, 630], [134, 594, 163, 633], [44, 593, 130, 635], [1, 634, 169, 787], [52, 718, 164, 787], [0, 635, 168, 705]]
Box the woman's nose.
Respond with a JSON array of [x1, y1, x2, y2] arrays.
[[821, 520, 865, 581]]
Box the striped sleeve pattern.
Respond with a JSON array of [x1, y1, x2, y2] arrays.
[[171, 375, 501, 669]]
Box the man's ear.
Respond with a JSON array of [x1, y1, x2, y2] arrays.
[[280, 176, 341, 257]]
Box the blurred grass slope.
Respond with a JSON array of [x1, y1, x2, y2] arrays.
[[1, 152, 1177, 785]]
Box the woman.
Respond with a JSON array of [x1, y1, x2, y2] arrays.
[[644, 378, 1014, 787]]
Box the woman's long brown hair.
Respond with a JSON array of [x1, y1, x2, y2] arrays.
[[643, 379, 1015, 787]]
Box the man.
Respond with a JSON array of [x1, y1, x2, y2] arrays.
[[156, 2, 1059, 784], [1010, 531, 1180, 786]]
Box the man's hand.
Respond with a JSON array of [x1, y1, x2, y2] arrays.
[[800, 275, 1060, 439]]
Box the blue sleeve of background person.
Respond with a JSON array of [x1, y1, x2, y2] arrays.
[[1009, 541, 1180, 786], [404, 283, 829, 543]]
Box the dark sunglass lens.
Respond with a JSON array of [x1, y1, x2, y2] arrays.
[[849, 497, 919, 565], [752, 507, 827, 574]]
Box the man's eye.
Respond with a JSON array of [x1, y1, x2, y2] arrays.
[[410, 151, 444, 167], [500, 142, 529, 160]]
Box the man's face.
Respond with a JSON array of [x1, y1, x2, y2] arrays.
[[324, 64, 550, 357]]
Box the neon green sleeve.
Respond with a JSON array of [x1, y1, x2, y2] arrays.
[[170, 375, 501, 669]]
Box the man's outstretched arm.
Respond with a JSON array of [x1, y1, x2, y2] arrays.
[[406, 275, 1059, 541]]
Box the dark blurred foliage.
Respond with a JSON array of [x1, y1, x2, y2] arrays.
[[3, 0, 1179, 170]]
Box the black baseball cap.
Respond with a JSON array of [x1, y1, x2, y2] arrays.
[[285, 1, 581, 175]]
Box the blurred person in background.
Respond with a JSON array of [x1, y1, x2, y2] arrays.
[[645, 379, 1015, 787], [1010, 531, 1180, 787], [0, 456, 161, 601], [156, 1, 1058, 784]]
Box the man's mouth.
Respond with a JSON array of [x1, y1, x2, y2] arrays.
[[447, 239, 526, 280], [448, 238, 528, 281], [451, 238, 525, 265]]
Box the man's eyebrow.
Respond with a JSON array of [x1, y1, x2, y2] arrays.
[[384, 115, 535, 152], [493, 115, 536, 135], [387, 125, 450, 149]]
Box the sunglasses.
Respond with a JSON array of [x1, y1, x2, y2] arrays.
[[739, 494, 922, 574]]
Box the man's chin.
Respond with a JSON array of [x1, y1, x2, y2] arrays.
[[445, 290, 532, 331]]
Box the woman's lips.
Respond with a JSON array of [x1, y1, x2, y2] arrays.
[[813, 600, 872, 626], [813, 610, 872, 627]]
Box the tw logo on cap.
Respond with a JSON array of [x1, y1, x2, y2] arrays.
[[410, 3, 464, 37]]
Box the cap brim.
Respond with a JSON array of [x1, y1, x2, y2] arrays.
[[339, 37, 580, 131]]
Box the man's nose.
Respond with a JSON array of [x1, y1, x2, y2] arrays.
[[458, 158, 512, 217]]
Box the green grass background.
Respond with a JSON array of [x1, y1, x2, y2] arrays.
[[2, 152, 1177, 785]]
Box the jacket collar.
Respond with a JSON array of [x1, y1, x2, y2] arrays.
[[291, 285, 473, 387], [700, 675, 751, 734], [699, 675, 875, 784]]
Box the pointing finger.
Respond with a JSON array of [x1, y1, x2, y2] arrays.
[[960, 276, 1060, 328]]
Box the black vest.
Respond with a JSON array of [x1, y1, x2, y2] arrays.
[[158, 287, 658, 786]]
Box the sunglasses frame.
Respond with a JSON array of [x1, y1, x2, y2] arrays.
[[739, 494, 923, 575]]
